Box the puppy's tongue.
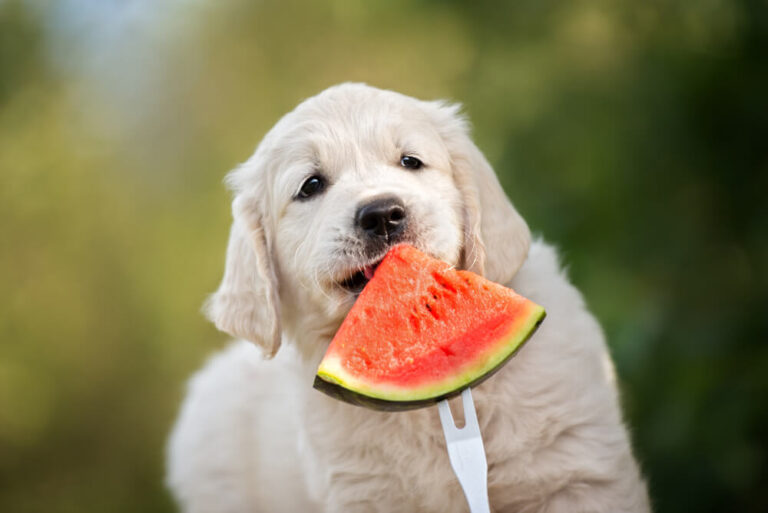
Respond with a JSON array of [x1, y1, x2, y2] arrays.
[[363, 264, 376, 280]]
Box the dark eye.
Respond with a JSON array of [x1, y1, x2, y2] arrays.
[[400, 155, 424, 170], [297, 175, 325, 200]]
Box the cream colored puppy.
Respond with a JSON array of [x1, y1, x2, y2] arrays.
[[167, 83, 651, 512]]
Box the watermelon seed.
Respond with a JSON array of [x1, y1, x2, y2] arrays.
[[424, 302, 440, 320]]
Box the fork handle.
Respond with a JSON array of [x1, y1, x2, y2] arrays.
[[452, 440, 491, 513], [463, 481, 491, 513], [468, 494, 491, 513]]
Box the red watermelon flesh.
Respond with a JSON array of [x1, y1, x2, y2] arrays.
[[313, 245, 545, 410]]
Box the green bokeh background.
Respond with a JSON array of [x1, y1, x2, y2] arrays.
[[1, 0, 766, 511]]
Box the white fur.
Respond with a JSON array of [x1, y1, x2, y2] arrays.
[[167, 84, 650, 512]]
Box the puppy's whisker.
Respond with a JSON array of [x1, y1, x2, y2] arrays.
[[293, 234, 312, 275], [314, 266, 332, 302], [294, 238, 336, 302]]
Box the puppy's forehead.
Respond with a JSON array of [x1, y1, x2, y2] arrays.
[[264, 87, 453, 207], [282, 95, 446, 168]]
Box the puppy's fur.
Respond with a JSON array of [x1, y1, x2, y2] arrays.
[[167, 84, 651, 512]]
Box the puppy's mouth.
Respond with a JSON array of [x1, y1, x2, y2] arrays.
[[338, 258, 384, 294]]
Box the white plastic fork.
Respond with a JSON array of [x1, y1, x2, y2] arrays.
[[438, 387, 491, 513]]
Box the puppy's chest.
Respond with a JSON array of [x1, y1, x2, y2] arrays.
[[302, 392, 541, 512], [305, 393, 522, 477]]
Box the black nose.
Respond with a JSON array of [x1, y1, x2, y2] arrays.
[[356, 196, 407, 240]]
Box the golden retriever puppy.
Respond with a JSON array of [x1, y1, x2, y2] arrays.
[[167, 83, 651, 512]]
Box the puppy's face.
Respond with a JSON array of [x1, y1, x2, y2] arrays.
[[207, 84, 531, 360], [270, 95, 463, 327]]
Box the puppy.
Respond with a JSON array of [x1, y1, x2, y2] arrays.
[[167, 83, 651, 512]]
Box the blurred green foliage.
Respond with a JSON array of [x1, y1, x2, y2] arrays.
[[1, 0, 766, 511]]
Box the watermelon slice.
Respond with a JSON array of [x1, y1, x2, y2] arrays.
[[313, 245, 545, 411]]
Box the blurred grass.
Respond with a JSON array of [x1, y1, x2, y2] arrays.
[[1, 0, 766, 511]]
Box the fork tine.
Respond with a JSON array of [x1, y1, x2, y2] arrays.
[[461, 387, 480, 429], [438, 398, 457, 437]]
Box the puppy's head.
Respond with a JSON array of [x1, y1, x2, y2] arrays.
[[205, 84, 530, 360]]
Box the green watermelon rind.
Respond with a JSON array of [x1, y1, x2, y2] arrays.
[[313, 304, 545, 411]]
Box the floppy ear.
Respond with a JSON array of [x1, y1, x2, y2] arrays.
[[204, 195, 281, 358], [432, 103, 531, 285]]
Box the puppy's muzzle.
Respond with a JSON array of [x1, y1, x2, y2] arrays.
[[355, 196, 407, 241]]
